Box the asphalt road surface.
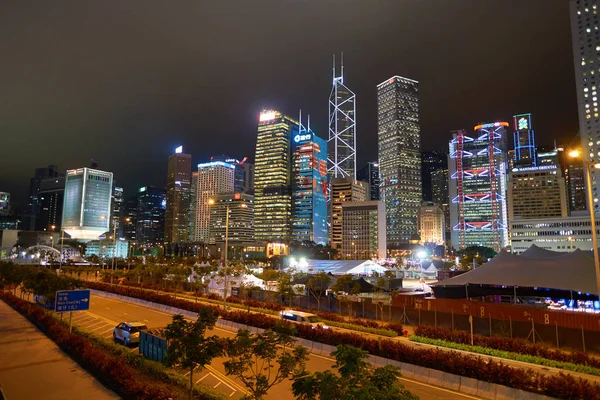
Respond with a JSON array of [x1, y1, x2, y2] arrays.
[[80, 294, 482, 400]]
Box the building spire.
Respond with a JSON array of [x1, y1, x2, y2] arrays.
[[341, 52, 344, 81], [332, 54, 336, 82]]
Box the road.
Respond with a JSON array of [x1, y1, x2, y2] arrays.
[[80, 294, 480, 400]]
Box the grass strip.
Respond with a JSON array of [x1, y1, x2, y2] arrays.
[[410, 335, 600, 377]]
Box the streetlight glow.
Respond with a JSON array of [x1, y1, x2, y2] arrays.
[[568, 149, 581, 158]]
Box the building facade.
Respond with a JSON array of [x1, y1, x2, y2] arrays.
[[449, 124, 509, 251], [243, 162, 254, 194], [328, 54, 356, 179], [357, 162, 380, 200], [254, 110, 298, 242], [165, 146, 192, 244], [195, 162, 235, 243], [510, 214, 600, 253], [135, 186, 166, 245], [513, 113, 537, 167], [421, 151, 447, 201], [330, 178, 367, 252], [111, 186, 124, 238], [35, 177, 65, 232], [188, 171, 198, 241], [508, 165, 568, 221], [291, 121, 329, 245], [418, 202, 445, 246], [570, 0, 600, 213], [85, 239, 129, 259], [341, 201, 386, 260], [208, 192, 254, 245], [62, 168, 113, 240], [0, 192, 9, 216], [27, 165, 63, 230], [377, 75, 421, 246], [566, 161, 587, 212]]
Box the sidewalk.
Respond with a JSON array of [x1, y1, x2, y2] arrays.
[[0, 300, 119, 400]]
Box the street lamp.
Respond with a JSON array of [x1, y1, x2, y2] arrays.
[[352, 242, 356, 260], [568, 149, 600, 299]]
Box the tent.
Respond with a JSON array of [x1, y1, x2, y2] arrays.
[[286, 259, 389, 276], [432, 247, 598, 300]]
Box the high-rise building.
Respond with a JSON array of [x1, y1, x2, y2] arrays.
[[431, 169, 449, 205], [508, 165, 568, 221], [254, 110, 298, 243], [242, 162, 254, 194], [208, 192, 254, 245], [123, 196, 138, 242], [195, 161, 235, 242], [330, 178, 367, 252], [188, 171, 198, 241], [0, 192, 10, 216], [62, 168, 113, 240], [211, 155, 249, 193], [35, 177, 65, 232], [431, 169, 450, 241], [328, 54, 356, 179], [418, 202, 445, 246], [570, 1, 600, 213], [377, 75, 421, 247], [566, 161, 587, 212], [449, 123, 509, 251], [291, 118, 329, 245], [341, 201, 386, 259], [111, 186, 124, 238], [135, 186, 166, 245], [165, 146, 192, 244], [27, 165, 63, 230], [513, 113, 537, 167], [421, 151, 447, 201], [357, 162, 380, 200]]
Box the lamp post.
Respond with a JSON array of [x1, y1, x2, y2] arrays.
[[568, 236, 573, 250], [568, 149, 600, 299]]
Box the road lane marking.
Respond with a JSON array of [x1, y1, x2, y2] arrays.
[[204, 364, 247, 395], [196, 373, 210, 383], [88, 324, 111, 333], [213, 382, 221, 389], [80, 321, 105, 330], [98, 328, 114, 336]]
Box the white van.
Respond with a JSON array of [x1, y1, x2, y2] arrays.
[[280, 310, 328, 329]]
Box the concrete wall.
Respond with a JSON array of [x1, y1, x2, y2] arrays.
[[90, 289, 554, 400]]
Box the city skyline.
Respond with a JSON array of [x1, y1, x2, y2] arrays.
[[0, 1, 575, 207]]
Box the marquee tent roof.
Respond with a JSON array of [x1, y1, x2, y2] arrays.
[[432, 248, 597, 295], [287, 259, 389, 276]]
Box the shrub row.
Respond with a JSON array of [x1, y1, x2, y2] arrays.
[[415, 325, 600, 369], [411, 335, 600, 377], [0, 292, 175, 400], [87, 282, 600, 399]]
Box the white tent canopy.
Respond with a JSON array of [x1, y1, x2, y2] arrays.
[[433, 247, 598, 295], [286, 259, 389, 276]]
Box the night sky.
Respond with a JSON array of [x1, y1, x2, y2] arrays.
[[0, 1, 576, 206]]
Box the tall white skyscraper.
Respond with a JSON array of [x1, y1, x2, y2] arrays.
[[62, 168, 113, 240], [328, 54, 357, 179], [377, 76, 421, 247], [194, 162, 235, 242], [571, 0, 600, 212]]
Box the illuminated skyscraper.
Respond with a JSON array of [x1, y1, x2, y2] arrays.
[[165, 146, 192, 244], [330, 178, 367, 252], [135, 186, 166, 245], [571, 1, 600, 212], [253, 111, 298, 242], [291, 116, 329, 245], [194, 161, 235, 243], [62, 167, 113, 240], [328, 54, 356, 179], [448, 123, 509, 251], [111, 186, 124, 238], [513, 113, 537, 167], [377, 75, 421, 246], [188, 171, 198, 241]]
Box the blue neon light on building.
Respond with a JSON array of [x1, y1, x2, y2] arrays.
[[513, 113, 537, 167], [292, 119, 329, 245]]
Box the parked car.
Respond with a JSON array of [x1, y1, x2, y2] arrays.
[[113, 322, 148, 346], [280, 310, 328, 329]]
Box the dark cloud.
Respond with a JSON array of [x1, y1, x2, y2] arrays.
[[0, 0, 576, 205]]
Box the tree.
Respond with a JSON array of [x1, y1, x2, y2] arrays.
[[292, 345, 419, 400], [329, 274, 354, 294], [277, 271, 296, 307], [306, 271, 331, 311], [163, 310, 224, 400], [224, 323, 308, 400], [457, 246, 497, 269]]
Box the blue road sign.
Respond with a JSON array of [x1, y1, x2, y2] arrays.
[[54, 289, 91, 313]]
